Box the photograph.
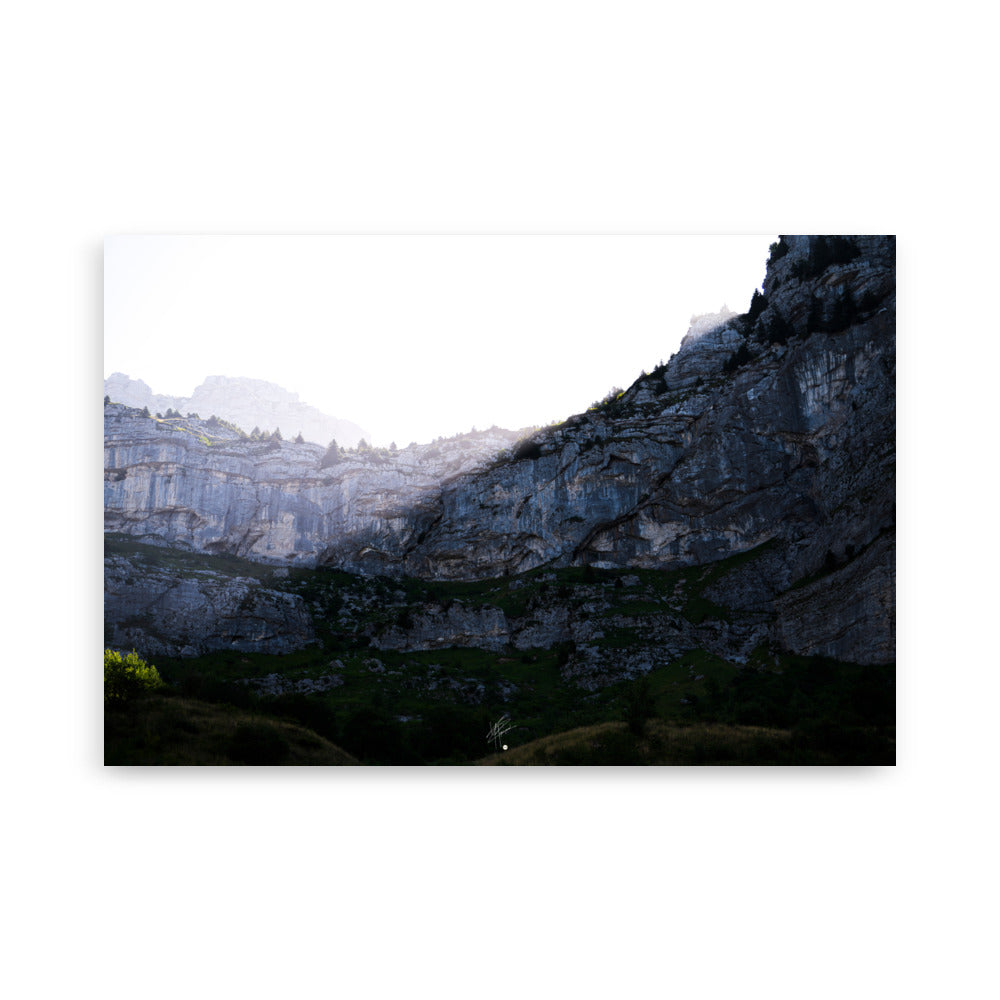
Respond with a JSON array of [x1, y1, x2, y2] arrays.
[[104, 234, 895, 765]]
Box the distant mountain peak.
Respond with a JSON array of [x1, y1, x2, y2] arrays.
[[103, 373, 370, 447]]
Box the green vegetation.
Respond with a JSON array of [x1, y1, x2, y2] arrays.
[[107, 534, 892, 764], [588, 386, 627, 418], [104, 534, 285, 585], [104, 648, 164, 703]]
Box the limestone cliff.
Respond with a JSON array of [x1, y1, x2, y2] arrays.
[[105, 236, 895, 665], [104, 412, 522, 569], [395, 237, 895, 664]]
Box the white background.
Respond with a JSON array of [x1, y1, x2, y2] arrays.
[[4, 2, 997, 999]]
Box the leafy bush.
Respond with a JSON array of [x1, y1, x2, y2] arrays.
[[104, 648, 164, 703]]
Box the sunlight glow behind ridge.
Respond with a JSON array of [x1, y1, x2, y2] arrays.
[[104, 235, 776, 446]]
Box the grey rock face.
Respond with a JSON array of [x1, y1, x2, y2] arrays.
[[370, 602, 510, 652], [239, 671, 345, 696], [104, 236, 895, 667], [391, 236, 895, 662], [104, 552, 316, 657], [104, 411, 520, 568]]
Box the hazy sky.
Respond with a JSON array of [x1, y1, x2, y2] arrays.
[[105, 235, 776, 446]]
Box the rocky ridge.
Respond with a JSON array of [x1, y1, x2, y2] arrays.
[[104, 373, 371, 448], [105, 236, 895, 669]]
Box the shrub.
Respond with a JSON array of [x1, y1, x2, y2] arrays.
[[104, 648, 164, 703], [589, 386, 625, 416]]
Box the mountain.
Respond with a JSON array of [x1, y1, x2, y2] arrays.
[[105, 235, 894, 675], [103, 373, 371, 448]]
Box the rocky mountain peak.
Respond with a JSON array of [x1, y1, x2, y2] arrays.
[[103, 373, 371, 448]]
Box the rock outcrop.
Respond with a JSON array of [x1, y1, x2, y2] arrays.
[[105, 236, 895, 666], [104, 413, 521, 569], [103, 549, 316, 657]]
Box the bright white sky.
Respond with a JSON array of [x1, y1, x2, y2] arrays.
[[105, 235, 776, 446]]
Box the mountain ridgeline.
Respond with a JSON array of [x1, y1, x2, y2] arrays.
[[104, 373, 372, 449], [105, 236, 895, 679]]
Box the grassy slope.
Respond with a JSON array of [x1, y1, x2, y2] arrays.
[[479, 718, 895, 766], [478, 720, 794, 766], [105, 692, 359, 765]]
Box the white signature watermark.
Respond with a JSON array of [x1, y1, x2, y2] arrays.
[[487, 713, 514, 752]]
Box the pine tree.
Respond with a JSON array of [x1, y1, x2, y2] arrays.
[[320, 438, 341, 468]]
